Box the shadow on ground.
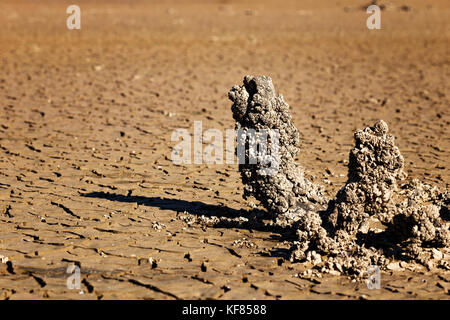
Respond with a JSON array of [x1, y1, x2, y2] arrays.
[[81, 191, 263, 219], [80, 191, 298, 238]]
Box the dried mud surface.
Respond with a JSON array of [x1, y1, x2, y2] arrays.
[[0, 0, 449, 299]]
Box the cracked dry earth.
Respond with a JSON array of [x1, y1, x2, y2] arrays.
[[0, 0, 449, 299]]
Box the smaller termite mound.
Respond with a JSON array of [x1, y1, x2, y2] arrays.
[[327, 119, 407, 235]]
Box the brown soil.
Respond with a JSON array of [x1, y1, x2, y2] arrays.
[[0, 0, 449, 299]]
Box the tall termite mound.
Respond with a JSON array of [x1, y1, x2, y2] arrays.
[[228, 75, 327, 224]]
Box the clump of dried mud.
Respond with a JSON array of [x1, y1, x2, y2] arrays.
[[227, 75, 449, 277]]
